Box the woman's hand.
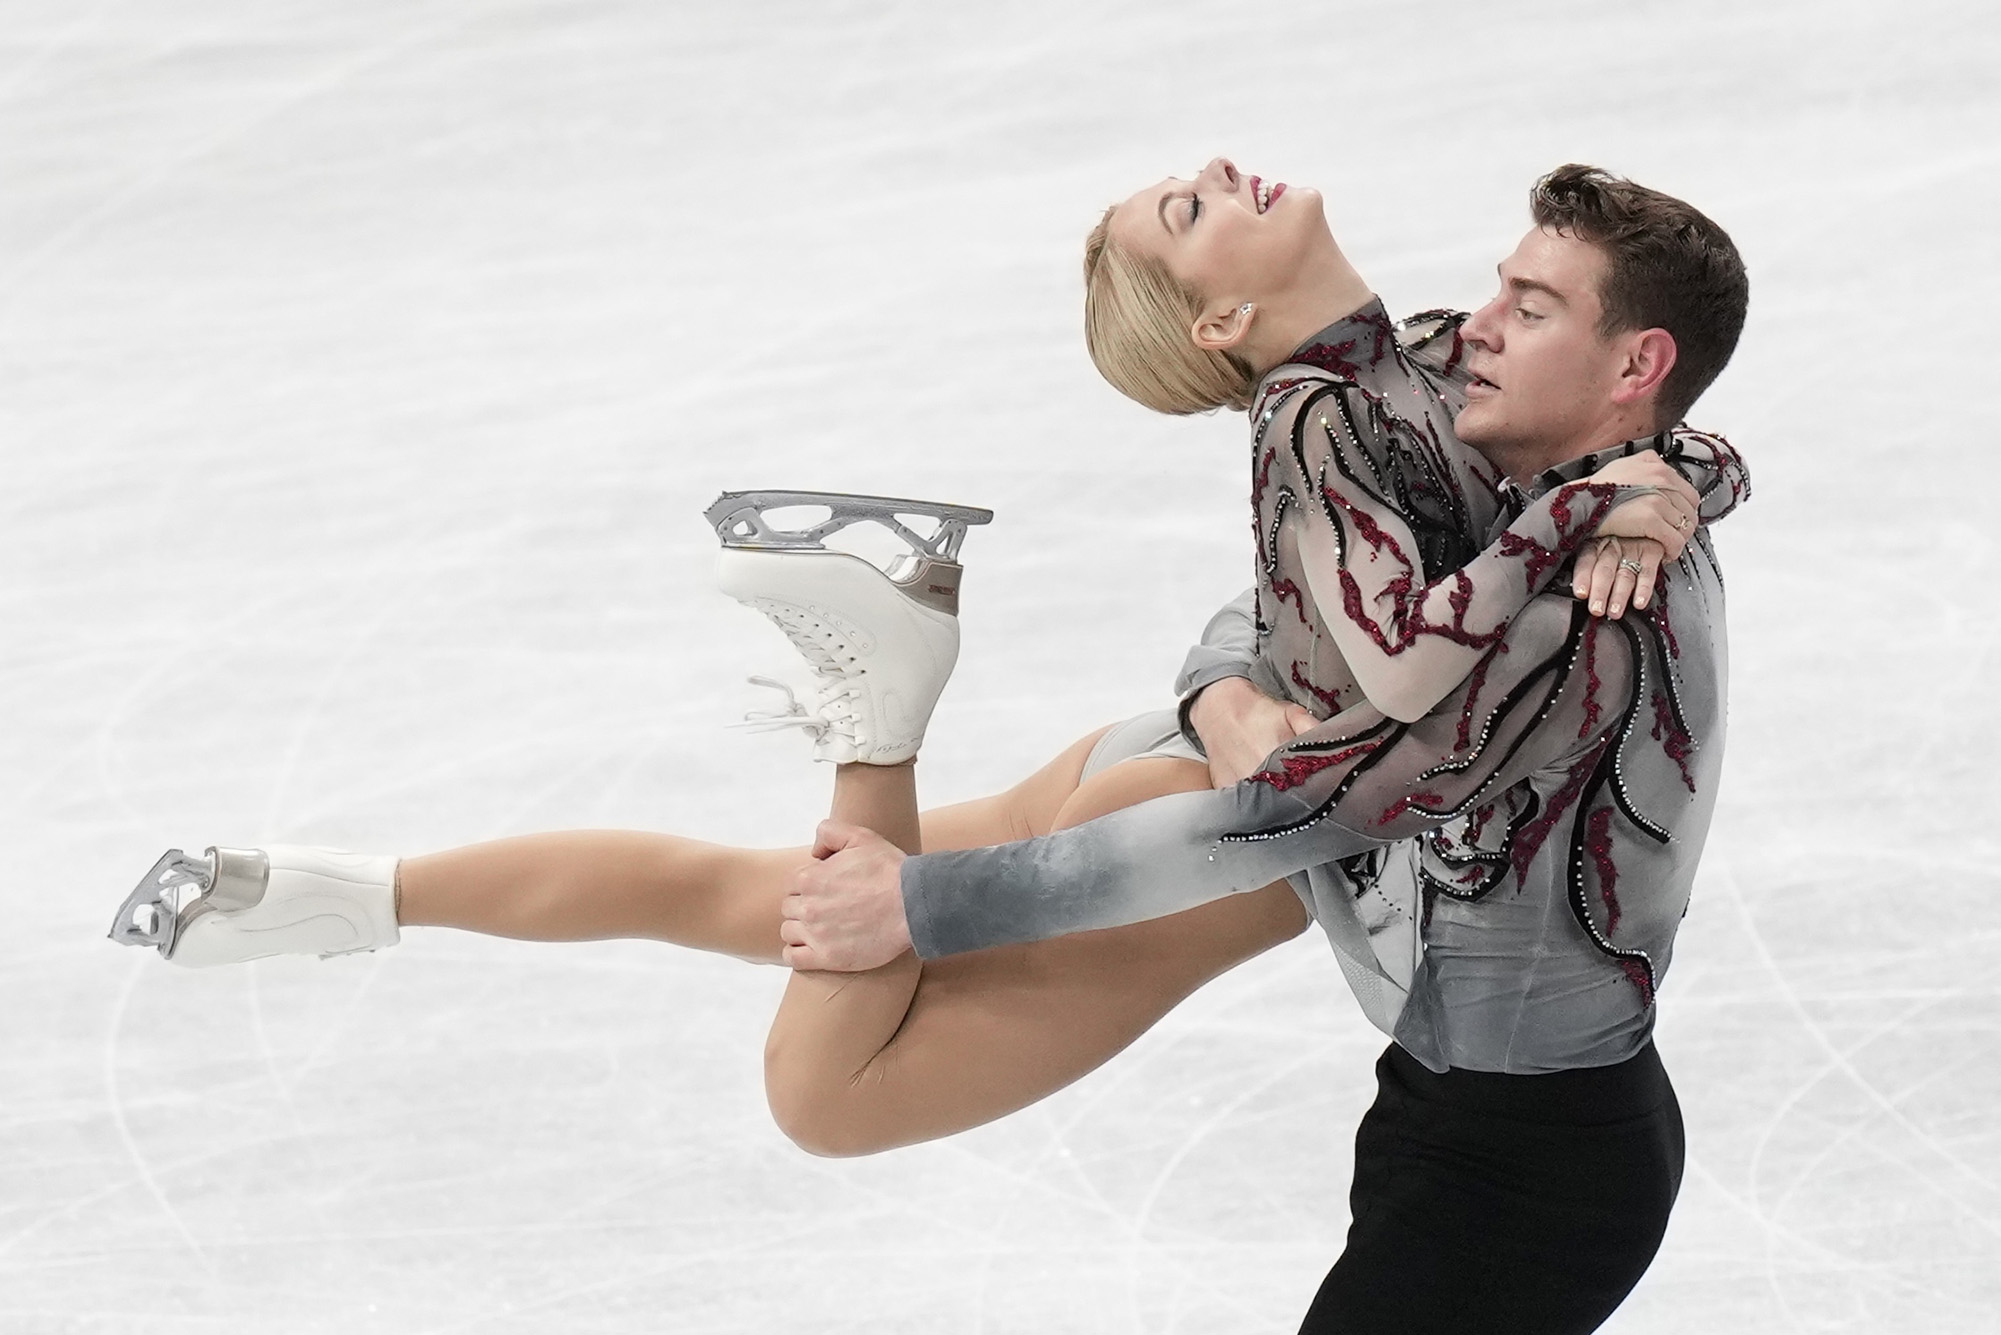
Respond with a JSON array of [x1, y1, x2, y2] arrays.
[[1573, 536, 1668, 617], [1187, 676, 1319, 788], [1585, 451, 1701, 559]]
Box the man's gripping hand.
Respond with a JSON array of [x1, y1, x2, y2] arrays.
[[780, 820, 912, 971], [1187, 676, 1319, 789]]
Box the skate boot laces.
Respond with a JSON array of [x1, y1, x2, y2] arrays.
[[728, 586, 874, 745], [734, 675, 862, 743]]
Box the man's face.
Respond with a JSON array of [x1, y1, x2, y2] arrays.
[[1456, 228, 1629, 462]]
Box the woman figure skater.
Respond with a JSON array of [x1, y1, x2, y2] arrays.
[[110, 157, 1746, 1334]]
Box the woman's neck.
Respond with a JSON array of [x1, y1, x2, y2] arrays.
[[1242, 244, 1376, 378]]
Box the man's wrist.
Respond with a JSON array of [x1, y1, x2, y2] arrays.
[[1178, 667, 1259, 751], [893, 854, 926, 960], [1188, 674, 1259, 737]]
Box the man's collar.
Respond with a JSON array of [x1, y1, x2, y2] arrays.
[[1509, 429, 1678, 498]]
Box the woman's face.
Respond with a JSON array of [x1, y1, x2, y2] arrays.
[[1109, 157, 1330, 307]]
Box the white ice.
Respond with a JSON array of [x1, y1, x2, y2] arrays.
[[4, 1, 1998, 1330]]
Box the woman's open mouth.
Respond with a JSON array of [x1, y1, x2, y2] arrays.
[[1251, 175, 1285, 213]]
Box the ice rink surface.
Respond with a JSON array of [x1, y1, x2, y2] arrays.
[[5, 1, 1999, 1330]]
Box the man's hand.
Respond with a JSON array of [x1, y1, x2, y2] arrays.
[[779, 820, 912, 972], [1187, 676, 1319, 788]]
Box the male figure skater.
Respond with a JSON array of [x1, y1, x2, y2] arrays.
[[782, 164, 1750, 1334]]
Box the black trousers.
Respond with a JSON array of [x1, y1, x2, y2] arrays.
[[1300, 1042, 1684, 1335]]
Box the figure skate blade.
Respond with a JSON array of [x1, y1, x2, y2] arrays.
[[705, 490, 993, 562], [107, 846, 271, 956]]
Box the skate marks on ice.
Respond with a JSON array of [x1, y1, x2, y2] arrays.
[[1650, 860, 2001, 1330], [6, 0, 2001, 1331]]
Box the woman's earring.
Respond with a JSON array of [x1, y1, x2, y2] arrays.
[[1239, 303, 1253, 316]]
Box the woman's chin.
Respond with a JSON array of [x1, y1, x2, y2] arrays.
[[1288, 186, 1330, 229]]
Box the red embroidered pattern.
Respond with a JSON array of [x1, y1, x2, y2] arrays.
[[1248, 741, 1380, 792], [1251, 445, 1277, 509], [1352, 305, 1397, 366], [1494, 481, 1619, 589], [1651, 690, 1697, 793], [1326, 487, 1509, 656], [1293, 339, 1360, 381], [1578, 619, 1604, 740], [1269, 576, 1310, 625], [1454, 643, 1504, 751], [1258, 376, 1314, 411], [1510, 738, 1612, 885], [1549, 480, 1619, 534], [1379, 787, 1447, 825], [1290, 662, 1343, 716], [1651, 582, 1681, 661]]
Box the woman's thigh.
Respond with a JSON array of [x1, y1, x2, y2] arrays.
[[915, 724, 1113, 852], [770, 753, 1312, 1155], [839, 881, 1310, 1151]]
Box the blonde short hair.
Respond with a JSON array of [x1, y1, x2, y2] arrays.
[[1082, 205, 1257, 416]]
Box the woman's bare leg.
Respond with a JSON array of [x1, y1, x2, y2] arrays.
[[398, 730, 1304, 1156], [762, 756, 1312, 1157], [393, 727, 1114, 963]]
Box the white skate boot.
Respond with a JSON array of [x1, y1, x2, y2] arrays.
[[707, 489, 992, 765], [107, 845, 399, 967]]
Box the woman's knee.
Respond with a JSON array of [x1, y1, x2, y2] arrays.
[[762, 969, 921, 1159], [762, 1040, 905, 1159], [764, 1026, 865, 1157]]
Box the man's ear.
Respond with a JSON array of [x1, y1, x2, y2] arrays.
[[1611, 327, 1677, 409], [1191, 301, 1254, 353]]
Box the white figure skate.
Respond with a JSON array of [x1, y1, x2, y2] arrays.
[[707, 489, 992, 765], [107, 844, 399, 967]]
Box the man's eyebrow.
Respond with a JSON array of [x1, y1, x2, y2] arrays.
[[1500, 270, 1568, 304]]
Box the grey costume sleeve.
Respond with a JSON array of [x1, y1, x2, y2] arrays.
[[1663, 428, 1750, 523], [904, 594, 1633, 959], [1172, 588, 1260, 748]]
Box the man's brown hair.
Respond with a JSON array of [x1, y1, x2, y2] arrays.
[[1529, 164, 1748, 427]]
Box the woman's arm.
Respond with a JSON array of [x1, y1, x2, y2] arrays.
[[1268, 377, 1697, 724], [1176, 421, 1746, 763]]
